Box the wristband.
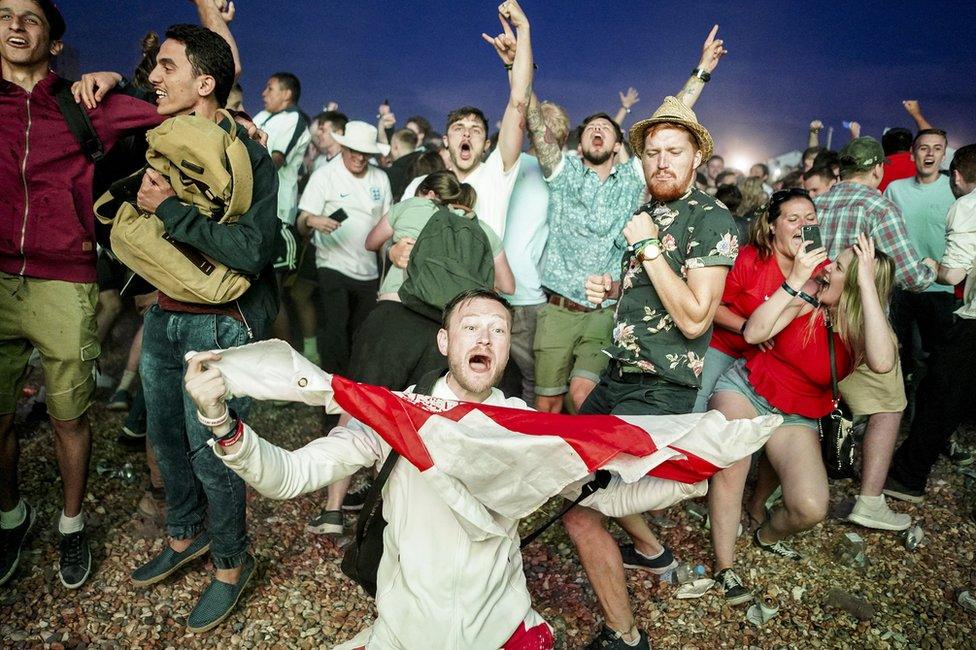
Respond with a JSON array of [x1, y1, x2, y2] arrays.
[[797, 291, 821, 308], [623, 107, 632, 114], [739, 321, 748, 335], [780, 281, 800, 297], [197, 405, 229, 428], [692, 67, 711, 82], [627, 237, 659, 253], [217, 417, 246, 448], [504, 63, 513, 70]]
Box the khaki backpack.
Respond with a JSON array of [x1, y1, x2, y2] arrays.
[[95, 110, 255, 304]]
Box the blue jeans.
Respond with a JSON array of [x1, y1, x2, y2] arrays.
[[693, 348, 737, 413], [141, 305, 262, 569]]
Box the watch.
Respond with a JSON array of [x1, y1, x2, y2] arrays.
[[636, 239, 662, 263]]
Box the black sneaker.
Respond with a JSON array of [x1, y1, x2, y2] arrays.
[[947, 441, 974, 467], [715, 568, 753, 606], [306, 509, 343, 535], [342, 482, 372, 512], [116, 425, 147, 450], [59, 528, 92, 589], [619, 543, 678, 575], [883, 476, 925, 504], [583, 626, 650, 650], [753, 528, 802, 560], [0, 502, 35, 586], [107, 389, 132, 411]]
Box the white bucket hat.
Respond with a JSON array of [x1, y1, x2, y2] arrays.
[[332, 121, 391, 156]]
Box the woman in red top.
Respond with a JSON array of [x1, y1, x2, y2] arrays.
[[693, 188, 821, 412], [706, 233, 895, 604]]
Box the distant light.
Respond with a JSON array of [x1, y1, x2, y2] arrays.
[[729, 154, 753, 173]]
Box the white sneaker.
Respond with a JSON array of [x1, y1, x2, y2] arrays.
[[847, 495, 911, 531]]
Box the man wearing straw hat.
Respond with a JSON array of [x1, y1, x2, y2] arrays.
[[566, 97, 738, 649]]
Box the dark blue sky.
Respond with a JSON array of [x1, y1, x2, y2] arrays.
[[58, 1, 975, 167]]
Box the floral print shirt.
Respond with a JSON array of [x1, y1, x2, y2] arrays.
[[607, 188, 738, 388]]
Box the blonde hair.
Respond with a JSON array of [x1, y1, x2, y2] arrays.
[[738, 178, 767, 219], [539, 101, 571, 148], [832, 249, 894, 366]]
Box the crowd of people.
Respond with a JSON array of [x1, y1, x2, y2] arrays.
[[2, 0, 975, 648]]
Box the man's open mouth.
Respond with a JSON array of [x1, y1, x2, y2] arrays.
[[468, 352, 492, 373], [459, 142, 472, 159], [592, 135, 604, 147], [6, 36, 29, 48]]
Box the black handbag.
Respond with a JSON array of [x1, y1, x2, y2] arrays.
[[340, 370, 441, 597], [818, 320, 858, 480]]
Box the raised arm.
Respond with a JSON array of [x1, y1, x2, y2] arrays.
[[613, 87, 640, 126], [494, 0, 533, 172], [743, 243, 825, 344], [903, 100, 934, 130], [195, 0, 242, 79], [807, 120, 823, 148], [853, 235, 895, 373], [376, 101, 395, 146], [676, 25, 727, 109]]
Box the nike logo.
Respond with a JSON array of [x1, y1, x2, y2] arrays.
[[339, 193, 350, 198]]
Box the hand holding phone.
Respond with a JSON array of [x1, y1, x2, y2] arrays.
[[329, 208, 349, 223], [801, 224, 822, 250]]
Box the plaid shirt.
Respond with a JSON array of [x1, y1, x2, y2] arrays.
[[815, 181, 935, 291]]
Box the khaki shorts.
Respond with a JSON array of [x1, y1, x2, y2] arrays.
[[0, 272, 99, 420], [838, 356, 908, 416], [533, 303, 613, 396]]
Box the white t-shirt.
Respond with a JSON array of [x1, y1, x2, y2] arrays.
[[401, 148, 520, 238], [254, 109, 312, 226], [298, 157, 392, 281]]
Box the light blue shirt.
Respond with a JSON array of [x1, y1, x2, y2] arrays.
[[884, 174, 956, 293], [502, 153, 549, 306]]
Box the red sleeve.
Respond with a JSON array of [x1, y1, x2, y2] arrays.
[[721, 245, 754, 305], [89, 91, 164, 152]]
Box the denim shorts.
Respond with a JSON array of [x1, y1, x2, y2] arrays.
[[712, 358, 818, 431]]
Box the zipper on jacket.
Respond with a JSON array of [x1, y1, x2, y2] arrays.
[[235, 301, 254, 340], [17, 96, 32, 276]]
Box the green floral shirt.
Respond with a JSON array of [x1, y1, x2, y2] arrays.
[[607, 188, 738, 388]]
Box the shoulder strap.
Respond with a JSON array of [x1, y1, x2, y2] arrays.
[[351, 368, 447, 548], [825, 318, 840, 406], [282, 107, 310, 159], [520, 470, 612, 548], [52, 77, 105, 163]]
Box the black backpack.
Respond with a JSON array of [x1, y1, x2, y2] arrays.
[[52, 77, 151, 250], [397, 206, 495, 322]]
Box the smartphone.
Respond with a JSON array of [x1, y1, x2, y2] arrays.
[[329, 208, 349, 223], [801, 225, 822, 250]]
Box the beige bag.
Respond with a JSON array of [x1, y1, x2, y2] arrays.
[[95, 110, 254, 304]]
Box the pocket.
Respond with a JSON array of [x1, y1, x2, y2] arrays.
[[212, 314, 247, 350], [28, 190, 91, 259]]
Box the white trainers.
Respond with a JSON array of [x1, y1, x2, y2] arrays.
[[847, 495, 911, 531]]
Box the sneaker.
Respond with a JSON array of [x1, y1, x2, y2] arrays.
[[0, 502, 36, 586], [883, 476, 925, 504], [131, 532, 211, 587], [958, 589, 976, 614], [107, 389, 132, 411], [619, 543, 679, 575], [753, 528, 802, 560], [307, 509, 343, 535], [186, 553, 256, 633], [58, 528, 92, 589], [847, 495, 911, 531], [342, 482, 372, 512], [583, 626, 650, 650], [947, 441, 975, 467], [715, 568, 754, 606], [117, 425, 147, 450]]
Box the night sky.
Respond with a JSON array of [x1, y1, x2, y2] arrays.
[[57, 1, 975, 169]]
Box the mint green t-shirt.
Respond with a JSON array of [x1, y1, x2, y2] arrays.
[[380, 197, 503, 295], [884, 175, 956, 293]]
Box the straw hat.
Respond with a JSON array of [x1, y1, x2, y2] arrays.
[[628, 96, 714, 160]]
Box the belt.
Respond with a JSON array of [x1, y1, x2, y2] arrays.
[[547, 292, 597, 313]]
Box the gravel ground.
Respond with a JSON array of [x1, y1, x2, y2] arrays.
[[2, 322, 975, 648]]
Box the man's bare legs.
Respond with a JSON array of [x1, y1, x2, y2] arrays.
[[569, 376, 597, 412], [563, 506, 639, 641], [615, 514, 664, 557], [49, 414, 92, 519]]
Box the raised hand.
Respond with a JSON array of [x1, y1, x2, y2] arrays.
[[853, 233, 877, 290], [619, 87, 640, 110], [698, 24, 727, 73], [809, 119, 823, 131], [787, 241, 828, 289], [848, 121, 861, 138], [622, 212, 659, 246], [71, 71, 122, 109], [902, 99, 921, 116], [481, 13, 517, 66], [498, 0, 528, 30]]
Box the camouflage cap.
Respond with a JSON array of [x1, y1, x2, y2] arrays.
[[839, 137, 887, 173]]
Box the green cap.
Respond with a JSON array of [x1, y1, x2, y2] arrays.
[[839, 137, 887, 172]]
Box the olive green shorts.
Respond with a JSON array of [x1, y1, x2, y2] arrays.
[[0, 272, 100, 421], [533, 303, 613, 396]]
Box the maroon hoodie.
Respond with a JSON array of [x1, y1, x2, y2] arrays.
[[0, 72, 162, 283]]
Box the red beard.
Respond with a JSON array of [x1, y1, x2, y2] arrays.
[[648, 172, 691, 202]]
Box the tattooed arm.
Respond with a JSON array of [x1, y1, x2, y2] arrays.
[[525, 94, 564, 178], [493, 0, 534, 173], [676, 24, 727, 109]]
